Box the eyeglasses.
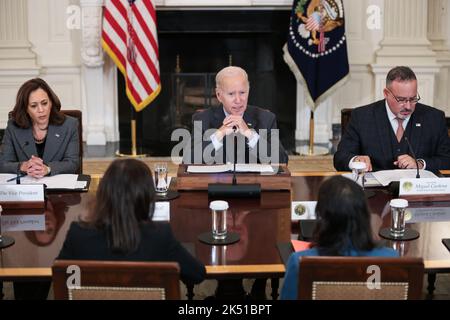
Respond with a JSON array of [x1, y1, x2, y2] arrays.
[[386, 88, 421, 106]]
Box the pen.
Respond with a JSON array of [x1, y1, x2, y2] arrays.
[[6, 173, 27, 182]]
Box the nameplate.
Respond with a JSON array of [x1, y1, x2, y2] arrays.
[[1, 214, 45, 231], [399, 178, 450, 195], [153, 201, 170, 221], [291, 201, 317, 221], [0, 184, 45, 207]]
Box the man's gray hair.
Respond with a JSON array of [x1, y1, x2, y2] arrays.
[[386, 66, 417, 87], [215, 66, 249, 89]]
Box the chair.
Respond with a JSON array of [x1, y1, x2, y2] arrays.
[[52, 260, 181, 300], [61, 110, 83, 174], [340, 108, 353, 137], [297, 256, 424, 300], [7, 109, 83, 174]]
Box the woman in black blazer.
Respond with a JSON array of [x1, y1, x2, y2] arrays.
[[58, 158, 206, 285]]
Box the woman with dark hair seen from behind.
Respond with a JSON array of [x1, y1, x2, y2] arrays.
[[280, 175, 399, 300], [58, 158, 206, 285], [0, 78, 79, 176]]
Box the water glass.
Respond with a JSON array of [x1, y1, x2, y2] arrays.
[[350, 161, 366, 188], [390, 199, 408, 237], [210, 200, 228, 240], [154, 163, 168, 194]]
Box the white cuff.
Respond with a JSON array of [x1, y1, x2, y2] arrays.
[[210, 132, 223, 151], [348, 156, 358, 170], [418, 158, 426, 170], [247, 131, 259, 149]]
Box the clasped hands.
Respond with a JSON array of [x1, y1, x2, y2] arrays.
[[216, 115, 254, 141], [20, 155, 50, 179], [353, 154, 423, 172]]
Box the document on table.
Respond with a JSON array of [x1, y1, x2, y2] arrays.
[[372, 169, 438, 186], [342, 169, 438, 187], [0, 174, 80, 189], [186, 163, 274, 173]]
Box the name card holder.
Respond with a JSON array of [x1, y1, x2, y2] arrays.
[[0, 184, 45, 209], [399, 178, 450, 202]]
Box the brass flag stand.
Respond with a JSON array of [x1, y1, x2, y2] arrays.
[[116, 109, 147, 158], [299, 110, 329, 156]]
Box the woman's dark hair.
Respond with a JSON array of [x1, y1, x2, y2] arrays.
[[92, 159, 156, 254], [312, 175, 376, 255], [11, 78, 65, 128]]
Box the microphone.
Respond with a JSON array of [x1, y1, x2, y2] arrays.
[[404, 137, 420, 178], [7, 172, 26, 183], [207, 129, 261, 198], [232, 131, 237, 185]]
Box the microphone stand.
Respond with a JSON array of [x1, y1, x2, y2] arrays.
[[232, 132, 237, 185], [207, 127, 261, 198], [404, 137, 420, 178]]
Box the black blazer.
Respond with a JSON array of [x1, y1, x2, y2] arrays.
[[58, 222, 206, 284], [334, 100, 450, 171], [188, 105, 288, 164]]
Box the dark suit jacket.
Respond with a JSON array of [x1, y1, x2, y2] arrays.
[[334, 100, 450, 171], [58, 221, 206, 284], [0, 116, 80, 174], [188, 105, 288, 164]]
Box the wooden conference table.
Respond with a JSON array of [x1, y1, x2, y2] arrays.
[[1, 172, 450, 298]]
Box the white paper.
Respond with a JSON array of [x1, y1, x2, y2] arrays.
[[187, 163, 274, 173], [153, 202, 170, 221], [0, 174, 80, 189], [291, 201, 317, 220], [342, 172, 381, 187], [372, 169, 437, 187], [1, 214, 45, 231]]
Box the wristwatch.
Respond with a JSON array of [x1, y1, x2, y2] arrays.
[[46, 165, 51, 176]]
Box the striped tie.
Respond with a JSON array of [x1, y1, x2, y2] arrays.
[[396, 118, 404, 142]]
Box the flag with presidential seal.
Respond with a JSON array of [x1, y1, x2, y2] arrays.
[[283, 0, 349, 109]]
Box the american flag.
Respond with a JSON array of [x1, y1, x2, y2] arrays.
[[102, 0, 161, 111]]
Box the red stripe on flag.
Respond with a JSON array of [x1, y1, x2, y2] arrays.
[[102, 31, 126, 67], [102, 0, 161, 111], [131, 5, 159, 58], [104, 10, 127, 43]]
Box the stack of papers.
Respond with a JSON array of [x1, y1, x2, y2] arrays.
[[342, 169, 438, 187], [0, 174, 81, 189], [187, 163, 274, 173]]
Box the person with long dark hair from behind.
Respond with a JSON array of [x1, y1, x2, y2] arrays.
[[280, 175, 398, 299], [58, 158, 205, 285]]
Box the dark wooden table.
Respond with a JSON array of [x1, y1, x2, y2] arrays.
[[1, 174, 450, 297]]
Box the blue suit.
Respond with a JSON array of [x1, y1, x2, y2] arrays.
[[280, 246, 399, 300]]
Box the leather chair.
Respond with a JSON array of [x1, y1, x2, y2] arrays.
[[52, 260, 181, 300], [297, 256, 424, 300], [61, 110, 83, 174]]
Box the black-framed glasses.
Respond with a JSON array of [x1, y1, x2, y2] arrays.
[[386, 88, 421, 106]]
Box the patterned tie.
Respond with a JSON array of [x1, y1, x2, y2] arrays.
[[396, 118, 404, 142]]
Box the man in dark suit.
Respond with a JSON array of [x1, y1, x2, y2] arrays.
[[188, 66, 288, 164], [334, 66, 450, 172]]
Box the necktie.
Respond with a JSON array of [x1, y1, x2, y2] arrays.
[[396, 118, 404, 142]]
